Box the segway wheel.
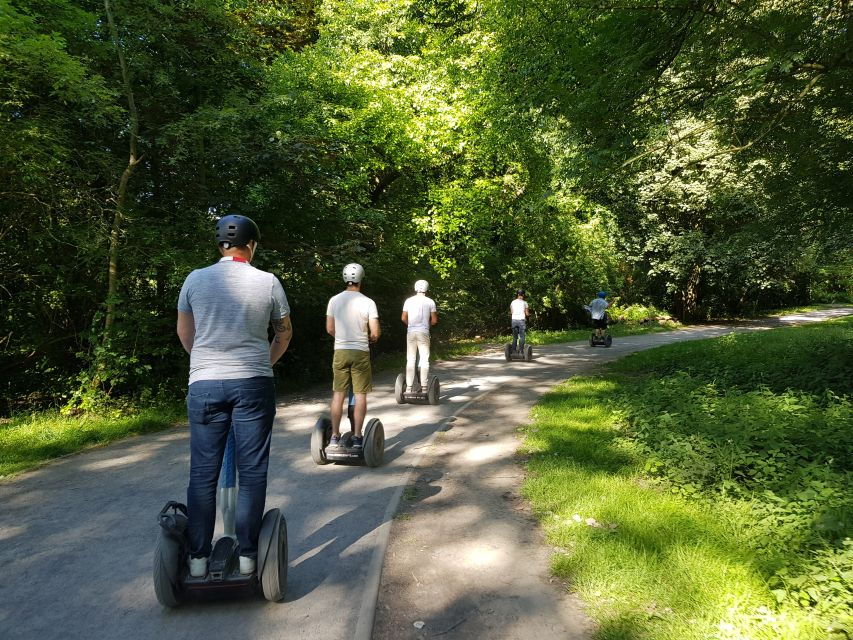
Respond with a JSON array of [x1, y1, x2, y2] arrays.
[[258, 508, 287, 602], [427, 375, 440, 405], [605, 335, 612, 348], [153, 527, 184, 607], [589, 334, 595, 347], [504, 344, 511, 361], [311, 418, 331, 465], [525, 345, 533, 362], [363, 418, 385, 467], [394, 373, 405, 404]]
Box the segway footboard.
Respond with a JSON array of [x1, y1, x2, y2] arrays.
[[504, 343, 533, 361], [396, 373, 440, 405]]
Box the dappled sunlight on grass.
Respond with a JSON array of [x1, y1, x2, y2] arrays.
[[0, 405, 184, 477], [522, 318, 852, 640]]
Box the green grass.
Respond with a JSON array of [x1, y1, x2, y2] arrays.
[[0, 404, 184, 478], [522, 317, 852, 640], [505, 322, 680, 346], [745, 303, 840, 318]]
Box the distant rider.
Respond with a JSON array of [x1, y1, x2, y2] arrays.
[[401, 280, 438, 392], [325, 263, 380, 449], [510, 289, 530, 353], [587, 291, 610, 338], [177, 214, 292, 578]]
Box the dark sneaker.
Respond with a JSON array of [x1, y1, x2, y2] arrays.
[[351, 435, 364, 449], [329, 434, 341, 448]]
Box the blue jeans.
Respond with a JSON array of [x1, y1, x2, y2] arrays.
[[186, 377, 276, 559], [511, 319, 526, 351]]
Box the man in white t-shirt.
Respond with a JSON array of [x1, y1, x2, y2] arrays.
[[401, 279, 438, 391], [510, 289, 530, 353], [586, 291, 610, 338], [325, 263, 380, 448]]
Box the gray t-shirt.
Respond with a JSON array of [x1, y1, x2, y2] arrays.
[[177, 257, 290, 384]]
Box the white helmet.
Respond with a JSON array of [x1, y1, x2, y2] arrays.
[[342, 263, 364, 284], [414, 279, 429, 293]]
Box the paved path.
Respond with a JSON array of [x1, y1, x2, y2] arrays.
[[0, 308, 849, 640]]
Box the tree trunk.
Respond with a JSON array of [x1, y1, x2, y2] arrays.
[[103, 0, 142, 335], [675, 265, 701, 321]]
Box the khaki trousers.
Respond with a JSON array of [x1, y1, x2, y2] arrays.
[[405, 332, 430, 390]]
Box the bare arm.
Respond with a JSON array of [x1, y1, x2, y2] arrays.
[[401, 311, 409, 325], [525, 306, 530, 318], [177, 312, 195, 354], [368, 317, 381, 343], [269, 316, 293, 365], [326, 315, 335, 337], [430, 311, 438, 326]]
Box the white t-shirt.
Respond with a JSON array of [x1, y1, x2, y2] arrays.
[[510, 299, 528, 320], [588, 298, 609, 320], [403, 294, 437, 334], [326, 290, 379, 351]]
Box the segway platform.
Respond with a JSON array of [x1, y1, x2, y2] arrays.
[[153, 501, 287, 607], [589, 333, 612, 347], [311, 410, 385, 468], [504, 343, 533, 362], [394, 372, 440, 405]]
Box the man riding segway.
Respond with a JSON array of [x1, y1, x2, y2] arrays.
[[176, 214, 292, 580], [511, 289, 529, 353], [394, 279, 441, 405], [402, 279, 438, 392], [585, 291, 612, 347], [325, 263, 380, 449], [505, 289, 534, 362]]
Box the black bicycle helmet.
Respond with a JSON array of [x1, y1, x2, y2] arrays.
[[516, 289, 526, 297], [216, 214, 260, 247]]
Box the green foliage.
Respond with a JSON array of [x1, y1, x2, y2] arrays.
[[485, 0, 853, 319], [0, 402, 184, 477], [522, 318, 852, 638], [1, 0, 849, 413]]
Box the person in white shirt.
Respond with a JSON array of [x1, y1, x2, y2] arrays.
[[586, 291, 610, 338], [401, 280, 438, 391], [325, 263, 380, 448], [510, 289, 530, 353]]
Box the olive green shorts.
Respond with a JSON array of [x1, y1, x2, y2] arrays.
[[332, 349, 373, 393]]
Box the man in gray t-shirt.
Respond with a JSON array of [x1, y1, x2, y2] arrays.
[[176, 214, 292, 579], [178, 256, 290, 384]]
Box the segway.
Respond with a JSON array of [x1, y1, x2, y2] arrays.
[[504, 342, 533, 362], [589, 331, 612, 347], [394, 368, 440, 405], [311, 387, 385, 467], [587, 310, 612, 348], [153, 434, 288, 607]]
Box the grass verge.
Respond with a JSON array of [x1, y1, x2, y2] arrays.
[[522, 317, 852, 640], [0, 403, 184, 478]]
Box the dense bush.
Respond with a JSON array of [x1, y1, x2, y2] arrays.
[[2, 0, 849, 414], [522, 318, 852, 639], [611, 318, 853, 626]]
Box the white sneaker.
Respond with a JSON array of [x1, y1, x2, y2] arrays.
[[239, 555, 256, 575], [188, 556, 208, 578]]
